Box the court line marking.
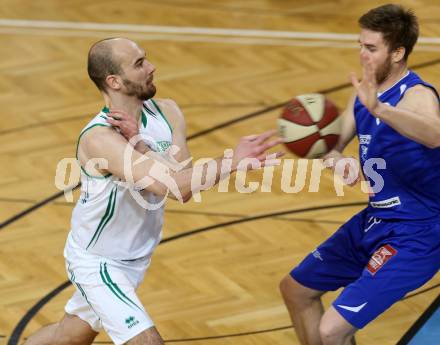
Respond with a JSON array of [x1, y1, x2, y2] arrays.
[[0, 19, 438, 43], [0, 19, 439, 50]]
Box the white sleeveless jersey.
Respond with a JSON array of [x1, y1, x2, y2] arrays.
[[65, 99, 173, 261]]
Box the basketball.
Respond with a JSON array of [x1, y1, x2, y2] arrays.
[[277, 93, 341, 158]]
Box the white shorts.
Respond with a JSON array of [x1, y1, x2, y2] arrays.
[[64, 237, 154, 345]]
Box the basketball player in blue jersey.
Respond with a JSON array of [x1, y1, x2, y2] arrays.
[[280, 4, 440, 345], [24, 38, 282, 345]]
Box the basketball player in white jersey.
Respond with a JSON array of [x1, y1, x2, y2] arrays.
[[25, 38, 282, 345]]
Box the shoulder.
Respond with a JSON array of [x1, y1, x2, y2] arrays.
[[76, 125, 124, 175], [404, 84, 438, 99], [398, 84, 439, 113], [154, 98, 181, 115], [154, 98, 186, 128], [155, 98, 178, 108], [80, 125, 121, 150]]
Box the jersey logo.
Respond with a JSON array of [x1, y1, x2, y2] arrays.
[[364, 217, 382, 233], [312, 249, 323, 261], [359, 134, 371, 144], [367, 244, 397, 275], [361, 145, 368, 161], [400, 84, 407, 95], [375, 102, 389, 126], [125, 316, 139, 329], [359, 134, 371, 161], [336, 302, 367, 313], [370, 196, 401, 208], [157, 140, 172, 152]]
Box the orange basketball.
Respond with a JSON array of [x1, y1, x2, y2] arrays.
[[277, 94, 341, 158]]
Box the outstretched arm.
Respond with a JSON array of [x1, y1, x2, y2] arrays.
[[324, 91, 357, 157], [322, 91, 359, 186], [78, 127, 283, 202]]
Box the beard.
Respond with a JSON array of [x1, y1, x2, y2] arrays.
[[122, 77, 156, 101], [375, 55, 392, 85]]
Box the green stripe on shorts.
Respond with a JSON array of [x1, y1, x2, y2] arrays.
[[99, 262, 143, 312]]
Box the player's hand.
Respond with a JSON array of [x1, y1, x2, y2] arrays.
[[350, 60, 381, 114], [232, 130, 284, 170], [107, 110, 139, 141], [323, 150, 361, 186]]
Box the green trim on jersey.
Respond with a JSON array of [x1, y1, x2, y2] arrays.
[[142, 103, 156, 128], [141, 110, 148, 128], [143, 104, 156, 117], [100, 263, 143, 311], [86, 186, 117, 249], [76, 123, 112, 179], [151, 99, 173, 134]]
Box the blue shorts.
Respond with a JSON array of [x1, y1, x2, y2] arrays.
[[290, 208, 440, 329]]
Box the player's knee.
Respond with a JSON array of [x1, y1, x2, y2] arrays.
[[279, 275, 291, 296], [279, 275, 315, 303], [319, 320, 339, 345], [319, 319, 351, 345]]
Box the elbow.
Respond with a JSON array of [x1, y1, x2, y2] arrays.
[[170, 187, 192, 203], [165, 188, 192, 203], [170, 191, 191, 203], [159, 189, 191, 203], [429, 126, 440, 148], [419, 128, 440, 149], [181, 193, 192, 203], [425, 136, 440, 149], [432, 136, 440, 149], [427, 142, 440, 149]]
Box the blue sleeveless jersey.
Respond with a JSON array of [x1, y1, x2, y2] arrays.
[[354, 70, 440, 220]]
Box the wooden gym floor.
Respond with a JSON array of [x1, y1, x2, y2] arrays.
[[0, 1, 439, 344]]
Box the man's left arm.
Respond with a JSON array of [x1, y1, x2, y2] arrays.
[[373, 85, 440, 148]]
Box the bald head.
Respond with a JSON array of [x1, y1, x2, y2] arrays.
[[87, 38, 155, 100], [87, 38, 127, 92]]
